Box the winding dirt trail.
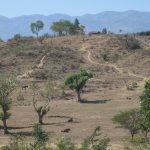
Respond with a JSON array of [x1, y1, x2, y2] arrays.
[[80, 43, 146, 81], [17, 54, 46, 80]]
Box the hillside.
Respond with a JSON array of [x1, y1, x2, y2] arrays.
[[1, 10, 150, 40], [0, 35, 150, 149]]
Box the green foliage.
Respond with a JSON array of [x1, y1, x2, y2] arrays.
[[139, 80, 150, 141], [57, 137, 75, 150], [33, 123, 49, 143], [102, 28, 107, 34], [125, 36, 140, 50], [1, 135, 28, 150], [101, 50, 110, 61], [2, 124, 49, 150], [65, 69, 93, 102], [74, 18, 80, 28], [79, 126, 110, 150], [2, 126, 110, 150], [0, 38, 4, 42], [0, 76, 18, 134], [51, 19, 85, 36], [126, 82, 138, 91], [125, 142, 150, 150], [30, 81, 57, 124], [65, 69, 93, 91], [113, 109, 141, 139], [17, 91, 25, 101], [51, 19, 73, 36], [31, 20, 44, 38]]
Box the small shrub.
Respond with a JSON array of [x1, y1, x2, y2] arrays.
[[17, 91, 25, 101], [127, 82, 138, 91], [57, 137, 75, 150], [1, 135, 28, 150], [125, 36, 140, 50], [101, 50, 109, 61], [79, 126, 110, 150]]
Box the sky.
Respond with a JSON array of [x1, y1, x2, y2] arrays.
[[0, 0, 150, 17]]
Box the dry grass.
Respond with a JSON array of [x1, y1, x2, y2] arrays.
[[0, 35, 149, 149]]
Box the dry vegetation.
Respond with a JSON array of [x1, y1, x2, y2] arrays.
[[0, 34, 149, 149]]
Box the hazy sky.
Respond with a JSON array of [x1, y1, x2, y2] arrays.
[[0, 0, 150, 17]]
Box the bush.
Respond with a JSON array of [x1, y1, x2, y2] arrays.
[[79, 126, 110, 150], [57, 137, 75, 150], [1, 135, 28, 150], [2, 126, 110, 150], [125, 36, 140, 50], [126, 82, 138, 91], [113, 109, 141, 140], [17, 92, 25, 101]]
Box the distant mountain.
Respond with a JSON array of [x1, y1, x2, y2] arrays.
[[1, 10, 150, 40]]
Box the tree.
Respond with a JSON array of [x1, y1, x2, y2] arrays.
[[31, 20, 44, 38], [102, 28, 107, 34], [74, 18, 80, 28], [112, 109, 141, 140], [0, 38, 4, 42], [65, 69, 93, 102], [0, 76, 17, 134], [51, 20, 74, 36], [51, 19, 85, 36], [30, 81, 57, 124], [140, 80, 150, 141]]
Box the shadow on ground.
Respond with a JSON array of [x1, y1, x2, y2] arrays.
[[80, 99, 111, 104]]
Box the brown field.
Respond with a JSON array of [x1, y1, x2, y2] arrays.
[[0, 35, 149, 149]]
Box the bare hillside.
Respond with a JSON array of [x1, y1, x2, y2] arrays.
[[0, 35, 149, 149]]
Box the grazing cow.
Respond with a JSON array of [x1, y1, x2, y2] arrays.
[[68, 118, 73, 123], [61, 128, 71, 133], [22, 85, 28, 90]]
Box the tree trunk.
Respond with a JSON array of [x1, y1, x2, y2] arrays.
[[38, 114, 43, 125], [144, 131, 148, 142], [131, 132, 134, 140], [3, 119, 8, 134], [76, 90, 81, 102]]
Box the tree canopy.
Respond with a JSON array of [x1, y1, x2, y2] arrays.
[[65, 69, 93, 102], [51, 19, 85, 36], [31, 20, 44, 38]]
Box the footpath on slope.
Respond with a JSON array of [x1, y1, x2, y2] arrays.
[[80, 43, 147, 81], [17, 53, 47, 80]]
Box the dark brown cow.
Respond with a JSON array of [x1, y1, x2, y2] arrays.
[[22, 85, 28, 90]]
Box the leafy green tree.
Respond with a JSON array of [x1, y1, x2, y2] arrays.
[[65, 69, 93, 102], [74, 18, 80, 28], [102, 28, 107, 34], [140, 80, 150, 141], [30, 81, 57, 124], [0, 76, 17, 134], [112, 109, 141, 140], [51, 19, 85, 36], [0, 38, 4, 42], [31, 20, 44, 38], [51, 20, 73, 36]]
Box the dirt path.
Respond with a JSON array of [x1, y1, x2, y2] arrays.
[[80, 43, 146, 81], [17, 54, 46, 80]]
